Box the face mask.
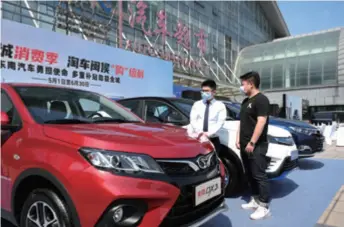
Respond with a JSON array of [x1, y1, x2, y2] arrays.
[[201, 91, 212, 101], [239, 86, 246, 95]]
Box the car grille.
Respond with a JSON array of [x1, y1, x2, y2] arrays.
[[312, 133, 324, 152], [157, 153, 218, 177], [159, 182, 224, 227]]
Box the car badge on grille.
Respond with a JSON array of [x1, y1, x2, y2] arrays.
[[196, 153, 213, 169]]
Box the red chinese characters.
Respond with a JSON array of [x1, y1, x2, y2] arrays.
[[128, 0, 152, 36], [129, 68, 144, 79], [46, 52, 59, 65], [129, 68, 137, 77], [14, 46, 30, 61], [13, 45, 59, 64], [173, 21, 191, 50], [114, 65, 128, 76], [137, 69, 144, 78], [154, 10, 170, 44], [31, 49, 45, 63], [194, 29, 207, 57]]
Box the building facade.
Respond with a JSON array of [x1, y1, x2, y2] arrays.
[[1, 0, 289, 95], [235, 27, 344, 114]]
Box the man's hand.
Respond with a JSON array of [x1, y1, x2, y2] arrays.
[[245, 143, 255, 153], [236, 141, 240, 149], [198, 132, 209, 139]]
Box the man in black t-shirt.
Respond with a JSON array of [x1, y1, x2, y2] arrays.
[[236, 71, 271, 220]]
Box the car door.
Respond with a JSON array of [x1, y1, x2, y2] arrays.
[[1, 89, 23, 211], [118, 99, 143, 118], [143, 100, 189, 126]]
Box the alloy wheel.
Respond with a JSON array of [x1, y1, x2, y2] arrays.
[[26, 201, 60, 227]]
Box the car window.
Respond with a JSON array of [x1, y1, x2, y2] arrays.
[[144, 100, 188, 124], [118, 100, 142, 117], [1, 90, 21, 125], [170, 99, 194, 116], [47, 101, 72, 118], [14, 86, 141, 124]]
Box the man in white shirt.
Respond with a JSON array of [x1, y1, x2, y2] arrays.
[[189, 79, 227, 155]]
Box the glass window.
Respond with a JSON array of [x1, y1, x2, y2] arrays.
[[13, 86, 141, 124], [261, 67, 271, 90], [170, 99, 194, 115], [296, 58, 309, 87], [309, 56, 323, 86], [323, 53, 337, 83], [272, 63, 283, 89], [144, 100, 188, 124], [118, 100, 142, 117]]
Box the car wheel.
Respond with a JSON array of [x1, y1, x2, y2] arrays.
[[20, 189, 71, 227], [221, 157, 240, 197]]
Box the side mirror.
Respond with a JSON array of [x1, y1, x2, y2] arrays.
[[1, 111, 10, 126]]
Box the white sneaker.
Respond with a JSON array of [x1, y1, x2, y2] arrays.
[[241, 198, 259, 210], [250, 206, 271, 220]]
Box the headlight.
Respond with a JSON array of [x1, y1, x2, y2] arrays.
[[268, 135, 294, 146], [79, 147, 164, 174], [289, 126, 316, 136]]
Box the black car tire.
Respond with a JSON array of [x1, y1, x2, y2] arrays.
[[221, 157, 240, 197], [20, 189, 72, 227]]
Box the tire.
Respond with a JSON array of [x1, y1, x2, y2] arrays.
[[221, 157, 241, 197], [20, 189, 72, 227]]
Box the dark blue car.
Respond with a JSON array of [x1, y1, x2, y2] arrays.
[[222, 101, 324, 158]]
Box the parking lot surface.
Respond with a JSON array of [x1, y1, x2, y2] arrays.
[[203, 156, 344, 227], [2, 147, 344, 227]]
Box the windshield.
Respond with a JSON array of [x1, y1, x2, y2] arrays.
[[171, 99, 194, 115], [14, 86, 142, 124], [224, 103, 240, 114]]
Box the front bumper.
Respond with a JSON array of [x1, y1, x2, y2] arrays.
[[267, 157, 298, 179], [266, 142, 298, 180], [295, 133, 324, 158], [181, 202, 228, 227], [68, 155, 227, 227]]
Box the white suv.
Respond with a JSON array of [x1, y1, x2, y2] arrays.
[[116, 97, 299, 196]]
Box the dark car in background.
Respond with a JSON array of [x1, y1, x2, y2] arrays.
[[222, 101, 324, 158]]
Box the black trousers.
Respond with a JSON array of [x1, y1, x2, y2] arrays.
[[240, 142, 270, 207], [210, 137, 222, 156]]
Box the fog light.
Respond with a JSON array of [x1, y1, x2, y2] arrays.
[[298, 145, 312, 152], [112, 207, 123, 223]]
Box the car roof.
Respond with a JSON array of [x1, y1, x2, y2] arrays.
[[3, 82, 89, 92], [119, 96, 194, 103]]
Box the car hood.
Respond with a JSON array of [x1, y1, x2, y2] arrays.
[[222, 121, 292, 137], [269, 117, 316, 129], [43, 123, 213, 159]]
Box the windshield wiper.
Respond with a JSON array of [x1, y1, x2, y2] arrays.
[[92, 118, 141, 123], [43, 119, 91, 124]]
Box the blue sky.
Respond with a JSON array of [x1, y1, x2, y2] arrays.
[[278, 1, 344, 35]]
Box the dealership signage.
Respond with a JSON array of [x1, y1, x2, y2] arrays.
[[56, 0, 210, 73], [1, 19, 173, 98]]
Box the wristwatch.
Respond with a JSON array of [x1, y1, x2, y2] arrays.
[[249, 141, 255, 146]]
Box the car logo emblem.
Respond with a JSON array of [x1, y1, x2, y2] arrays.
[[196, 153, 213, 169]]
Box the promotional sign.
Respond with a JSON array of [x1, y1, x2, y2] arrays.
[[1, 19, 173, 98], [283, 94, 302, 121]]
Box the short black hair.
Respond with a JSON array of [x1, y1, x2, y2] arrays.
[[201, 79, 217, 90], [240, 71, 260, 88]]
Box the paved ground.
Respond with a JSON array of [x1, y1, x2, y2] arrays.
[[203, 145, 344, 227], [2, 146, 344, 227], [317, 186, 344, 227], [315, 144, 344, 160]]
